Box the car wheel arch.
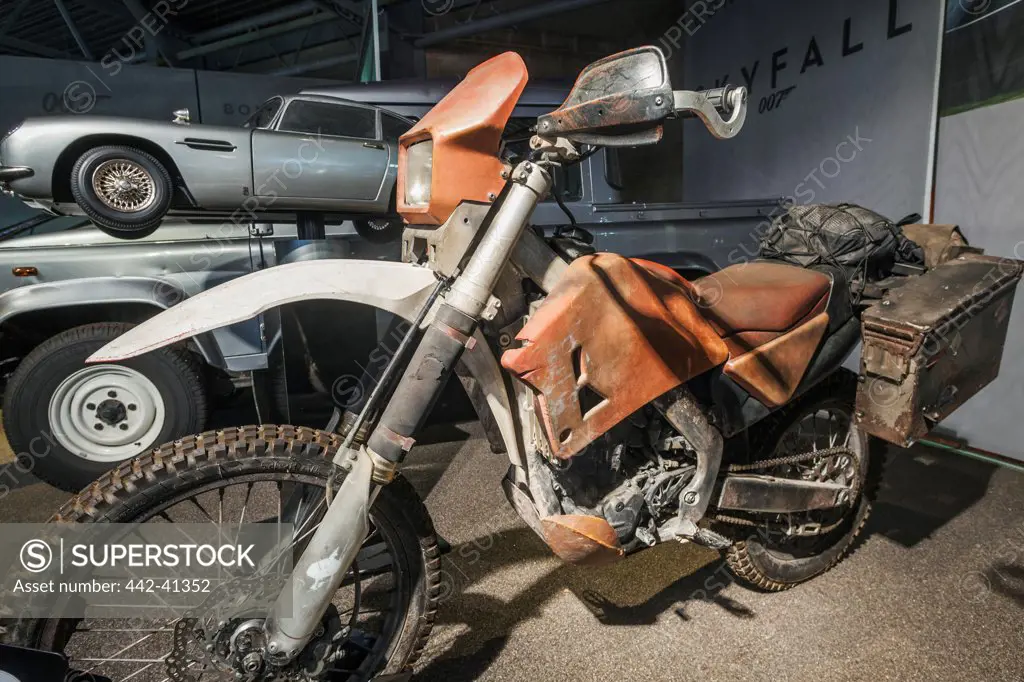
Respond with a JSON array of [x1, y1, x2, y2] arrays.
[[51, 134, 194, 207], [0, 287, 224, 370]]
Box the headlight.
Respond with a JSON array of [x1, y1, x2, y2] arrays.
[[1, 121, 22, 145], [404, 139, 433, 207]]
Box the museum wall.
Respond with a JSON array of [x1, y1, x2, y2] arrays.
[[931, 1, 1024, 459], [680, 0, 943, 224]]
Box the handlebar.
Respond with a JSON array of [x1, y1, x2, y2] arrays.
[[673, 85, 748, 140]]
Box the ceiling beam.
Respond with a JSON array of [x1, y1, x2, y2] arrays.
[[0, 0, 34, 35], [120, 0, 177, 64], [271, 50, 359, 77], [177, 11, 340, 60], [415, 0, 618, 48], [191, 1, 322, 43], [312, 0, 364, 29], [76, 0, 132, 20], [205, 20, 356, 70], [0, 35, 73, 58], [53, 0, 94, 59]]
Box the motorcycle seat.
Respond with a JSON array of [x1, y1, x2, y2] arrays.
[[689, 262, 834, 407], [692, 262, 832, 338]]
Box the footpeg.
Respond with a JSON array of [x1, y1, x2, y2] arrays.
[[689, 526, 733, 550], [661, 518, 733, 550]]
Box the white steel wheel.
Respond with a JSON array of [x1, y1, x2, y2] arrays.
[[48, 364, 167, 462], [4, 323, 206, 492]]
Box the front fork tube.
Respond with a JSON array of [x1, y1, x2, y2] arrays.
[[263, 161, 552, 663], [264, 444, 375, 662], [368, 161, 552, 470]]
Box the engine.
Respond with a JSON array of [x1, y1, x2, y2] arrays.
[[546, 406, 696, 552]]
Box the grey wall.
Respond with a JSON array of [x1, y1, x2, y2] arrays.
[[193, 70, 333, 126], [682, 0, 943, 224], [0, 55, 333, 224], [933, 97, 1024, 460]]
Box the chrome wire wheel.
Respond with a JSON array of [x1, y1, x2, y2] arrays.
[[91, 159, 157, 213], [354, 217, 403, 244]]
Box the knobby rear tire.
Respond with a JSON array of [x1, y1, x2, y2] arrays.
[[723, 373, 884, 591]]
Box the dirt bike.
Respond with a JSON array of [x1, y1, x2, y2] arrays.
[[5, 46, 1021, 681]]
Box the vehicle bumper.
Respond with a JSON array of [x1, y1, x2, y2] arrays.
[[0, 166, 33, 182], [0, 166, 33, 196]]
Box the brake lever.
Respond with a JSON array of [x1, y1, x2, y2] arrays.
[[672, 86, 748, 140]]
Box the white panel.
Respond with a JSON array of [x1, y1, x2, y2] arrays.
[[933, 97, 1024, 459], [682, 0, 943, 226], [0, 54, 198, 133]]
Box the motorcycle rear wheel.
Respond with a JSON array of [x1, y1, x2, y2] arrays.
[[724, 375, 883, 591], [1, 425, 441, 681]]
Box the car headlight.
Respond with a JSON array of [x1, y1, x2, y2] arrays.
[[1, 121, 22, 145], [404, 139, 433, 207]]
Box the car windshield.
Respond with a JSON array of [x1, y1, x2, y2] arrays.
[[243, 97, 283, 129]]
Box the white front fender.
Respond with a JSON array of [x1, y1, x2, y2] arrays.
[[88, 258, 525, 467], [89, 260, 439, 363]]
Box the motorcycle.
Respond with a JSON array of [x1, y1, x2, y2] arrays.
[[4, 46, 1021, 681]]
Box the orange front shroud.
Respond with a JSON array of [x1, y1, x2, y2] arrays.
[[397, 51, 528, 226], [501, 254, 730, 459]]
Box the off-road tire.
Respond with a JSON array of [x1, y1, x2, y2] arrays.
[[2, 322, 207, 492], [70, 145, 173, 239], [0, 425, 442, 679], [723, 372, 884, 591]]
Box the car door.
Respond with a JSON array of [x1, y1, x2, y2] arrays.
[[250, 98, 389, 207]]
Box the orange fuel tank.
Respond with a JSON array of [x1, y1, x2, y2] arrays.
[[502, 254, 730, 459]]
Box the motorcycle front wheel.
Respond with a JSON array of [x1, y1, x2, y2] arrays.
[[723, 373, 884, 591], [1, 425, 441, 682]]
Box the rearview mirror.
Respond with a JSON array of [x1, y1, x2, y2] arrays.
[[538, 46, 673, 144]]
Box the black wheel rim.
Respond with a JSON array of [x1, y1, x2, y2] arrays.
[[759, 404, 866, 560], [43, 472, 407, 682]]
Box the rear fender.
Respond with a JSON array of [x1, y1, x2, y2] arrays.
[[88, 259, 525, 465]]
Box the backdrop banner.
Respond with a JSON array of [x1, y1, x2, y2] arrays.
[[682, 0, 943, 236]]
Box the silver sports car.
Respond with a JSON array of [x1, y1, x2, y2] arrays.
[[0, 94, 412, 240]]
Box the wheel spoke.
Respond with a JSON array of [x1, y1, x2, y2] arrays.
[[45, 461, 404, 681], [91, 158, 156, 213]]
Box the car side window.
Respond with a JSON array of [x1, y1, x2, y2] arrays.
[[381, 113, 411, 142], [278, 100, 377, 139], [244, 98, 282, 129]]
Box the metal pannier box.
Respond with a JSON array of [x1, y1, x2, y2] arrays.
[[855, 253, 1024, 446]]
